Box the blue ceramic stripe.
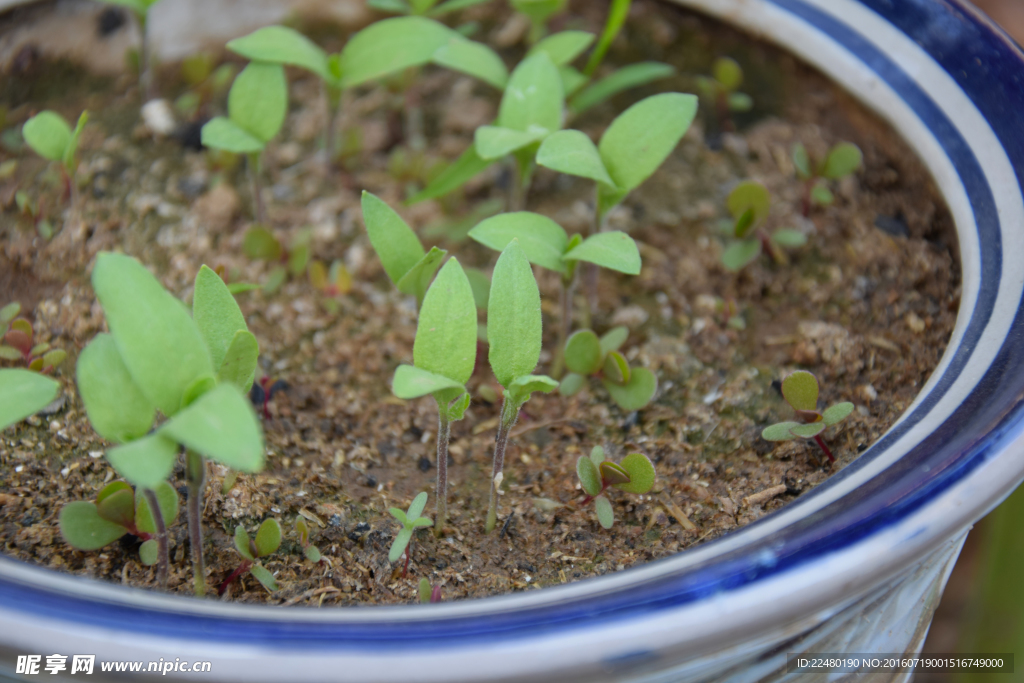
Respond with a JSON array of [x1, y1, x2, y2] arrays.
[[2, 0, 1022, 651]]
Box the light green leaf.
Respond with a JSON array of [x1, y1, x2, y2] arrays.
[[474, 125, 544, 160], [428, 0, 491, 15], [368, 0, 411, 12], [159, 383, 264, 472], [361, 191, 427, 284], [511, 0, 567, 26], [136, 482, 180, 534], [0, 302, 19, 323], [565, 330, 602, 376], [201, 117, 265, 153], [447, 391, 471, 420], [792, 142, 811, 180], [823, 402, 855, 425], [23, 111, 71, 162], [412, 517, 433, 528], [563, 231, 640, 275], [105, 433, 179, 490], [217, 331, 259, 391], [594, 494, 614, 529], [713, 57, 743, 91], [569, 62, 675, 116], [243, 226, 283, 261], [340, 16, 456, 88], [64, 111, 88, 171], [761, 421, 801, 441], [396, 246, 447, 304], [407, 143, 492, 204], [226, 26, 332, 84], [721, 239, 761, 272], [432, 37, 508, 89], [229, 62, 288, 143], [530, 31, 594, 66], [249, 564, 279, 591], [497, 52, 563, 135], [810, 182, 834, 206], [255, 518, 282, 557], [598, 93, 697, 204], [464, 266, 491, 310], [389, 507, 410, 526], [488, 241, 543, 388], [536, 130, 614, 187], [96, 488, 135, 528], [781, 370, 819, 411], [409, 0, 437, 15], [469, 212, 568, 274], [599, 326, 629, 354], [389, 528, 414, 562], [234, 525, 254, 560], [508, 374, 558, 402], [734, 208, 756, 240], [770, 229, 807, 248], [0, 368, 58, 432], [305, 546, 322, 562], [42, 349, 67, 368], [602, 350, 629, 384], [414, 257, 477, 384], [822, 142, 862, 180], [407, 491, 429, 520], [599, 460, 630, 486], [58, 502, 126, 551], [584, 0, 630, 75], [728, 92, 753, 112], [559, 372, 586, 396], [603, 366, 656, 411], [559, 66, 589, 97], [193, 265, 248, 372], [590, 445, 605, 465], [139, 540, 159, 566], [615, 452, 655, 494], [727, 180, 771, 224], [790, 422, 827, 438], [576, 454, 602, 496], [392, 364, 465, 399]]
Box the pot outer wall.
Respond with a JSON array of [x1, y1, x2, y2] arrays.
[[2, 0, 1024, 681]]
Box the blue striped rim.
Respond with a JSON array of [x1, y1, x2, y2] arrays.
[[3, 0, 1023, 650]]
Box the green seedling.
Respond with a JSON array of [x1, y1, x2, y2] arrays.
[[22, 110, 88, 209], [468, 211, 640, 369], [696, 57, 752, 135], [388, 492, 433, 576], [361, 191, 448, 306], [485, 240, 558, 532], [719, 180, 807, 271], [219, 519, 282, 594], [392, 258, 476, 534], [761, 370, 854, 464], [576, 446, 656, 528], [511, 0, 567, 43], [418, 577, 442, 603], [0, 369, 60, 432], [368, 0, 492, 17], [77, 255, 264, 595], [201, 62, 288, 223], [559, 327, 657, 411], [792, 141, 863, 216], [242, 226, 312, 293], [13, 189, 53, 239], [99, 0, 161, 97], [59, 481, 178, 570], [295, 517, 323, 563], [309, 258, 353, 313], [0, 303, 67, 372]]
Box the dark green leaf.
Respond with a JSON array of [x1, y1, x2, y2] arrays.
[[96, 488, 135, 528], [734, 208, 756, 239], [76, 335, 154, 442], [340, 16, 456, 88], [569, 62, 674, 116], [159, 383, 264, 472], [361, 191, 426, 284], [781, 370, 818, 411], [59, 502, 126, 551], [563, 231, 639, 274], [576, 455, 601, 496], [228, 62, 288, 143], [469, 212, 568, 274], [603, 366, 656, 411], [432, 37, 508, 89], [536, 130, 614, 187], [615, 452, 655, 493], [599, 460, 630, 486], [255, 518, 282, 557], [488, 240, 543, 388], [414, 257, 477, 385], [602, 350, 629, 384], [64, 112, 88, 171], [105, 433, 179, 490]]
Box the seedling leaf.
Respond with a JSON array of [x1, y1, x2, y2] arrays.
[[590, 445, 605, 465], [0, 303, 19, 323], [243, 226, 283, 261], [469, 212, 568, 274], [508, 374, 558, 401], [792, 143, 811, 179], [576, 455, 601, 496], [105, 433, 179, 489], [389, 528, 414, 562], [734, 208, 756, 239], [340, 16, 456, 88], [228, 62, 288, 143], [594, 495, 614, 529], [447, 391, 471, 420], [23, 111, 71, 162], [395, 246, 447, 303], [432, 37, 508, 89], [408, 144, 492, 204], [390, 508, 410, 526], [559, 372, 586, 396], [563, 231, 640, 275], [497, 52, 563, 135], [822, 402, 855, 425], [305, 546, 322, 562], [201, 117, 265, 153], [599, 461, 630, 486], [770, 229, 807, 248], [96, 481, 131, 506], [392, 365, 465, 399], [536, 130, 614, 187], [728, 93, 753, 112], [234, 525, 254, 560], [721, 240, 761, 272], [76, 335, 155, 442], [475, 126, 545, 160], [781, 371, 818, 411], [822, 143, 862, 180], [603, 366, 657, 411], [159, 383, 264, 472], [217, 330, 259, 391], [727, 181, 770, 224], [713, 57, 743, 90], [530, 31, 594, 66], [136, 482, 179, 534], [464, 267, 491, 310], [487, 240, 543, 390], [429, 0, 491, 15], [602, 350, 629, 385], [249, 564, 279, 592], [569, 62, 675, 116], [583, 0, 629, 75], [761, 421, 800, 441], [599, 326, 629, 354], [565, 330, 602, 375], [139, 540, 159, 566], [407, 491, 429, 520], [96, 488, 135, 528], [59, 502, 127, 551], [194, 265, 249, 371], [226, 26, 332, 84], [790, 422, 827, 438], [414, 257, 477, 385], [362, 191, 427, 284], [616, 452, 655, 493], [255, 519, 282, 557], [559, 66, 588, 96], [810, 183, 834, 206]]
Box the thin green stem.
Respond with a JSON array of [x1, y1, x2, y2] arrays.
[[434, 408, 451, 537], [248, 152, 266, 225], [323, 85, 341, 165], [485, 397, 520, 533], [185, 449, 207, 597], [142, 487, 168, 589], [551, 272, 576, 379]]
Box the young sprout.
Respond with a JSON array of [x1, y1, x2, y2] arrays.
[[308, 258, 353, 312], [418, 577, 442, 603], [576, 446, 656, 528], [295, 517, 323, 563], [368, 0, 492, 17], [200, 62, 288, 224], [761, 370, 854, 463], [792, 141, 863, 216], [0, 369, 60, 432], [720, 180, 807, 271], [695, 57, 752, 135], [485, 240, 559, 532], [77, 255, 264, 596], [22, 110, 88, 209], [361, 191, 447, 306], [559, 326, 657, 411], [388, 492, 433, 576], [59, 481, 179, 582], [467, 211, 640, 370], [219, 519, 282, 594], [392, 258, 476, 535], [0, 302, 67, 372], [511, 0, 567, 43], [242, 226, 312, 293], [99, 0, 160, 98]]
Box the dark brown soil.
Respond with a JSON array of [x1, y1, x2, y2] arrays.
[[0, 0, 958, 606]]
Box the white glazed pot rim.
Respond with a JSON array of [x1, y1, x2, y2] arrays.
[[2, 0, 1024, 679]]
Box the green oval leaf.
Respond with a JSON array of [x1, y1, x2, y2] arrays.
[[139, 539, 159, 566], [823, 402, 855, 425], [361, 191, 426, 285], [159, 383, 264, 472], [563, 231, 640, 275], [497, 52, 563, 135], [229, 62, 288, 144], [59, 502, 127, 551], [822, 142, 862, 180], [469, 212, 568, 274], [594, 494, 614, 529], [565, 329, 602, 376], [249, 564, 279, 592], [106, 433, 179, 490], [781, 370, 819, 412], [488, 241, 543, 389], [389, 527, 414, 562], [0, 368, 59, 432], [770, 229, 808, 248], [727, 180, 770, 224], [392, 365, 465, 400], [414, 257, 477, 385], [559, 372, 586, 396], [713, 57, 743, 91], [536, 130, 615, 187], [602, 350, 629, 385], [590, 445, 605, 465], [217, 330, 259, 392], [810, 182, 834, 206], [23, 111, 71, 162], [255, 518, 282, 557], [761, 421, 801, 441], [96, 481, 132, 506], [599, 326, 629, 354], [340, 16, 457, 88], [569, 62, 675, 116], [305, 546, 322, 563], [234, 525, 254, 560], [193, 265, 249, 372], [792, 142, 811, 179], [474, 126, 545, 161], [576, 455, 602, 496], [721, 239, 761, 272], [201, 117, 265, 153], [227, 26, 332, 83], [407, 491, 429, 521], [530, 30, 595, 66], [728, 92, 753, 112], [790, 422, 827, 439], [615, 452, 656, 494], [603, 366, 656, 411], [432, 37, 508, 89]]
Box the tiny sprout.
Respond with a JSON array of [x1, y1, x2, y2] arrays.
[[242, 226, 312, 293], [720, 180, 807, 272], [295, 517, 323, 563], [59, 481, 178, 586], [576, 446, 656, 528], [98, 0, 161, 97], [761, 370, 854, 463], [792, 141, 863, 216], [418, 577, 442, 603], [388, 492, 433, 576], [696, 57, 753, 134], [559, 326, 657, 411], [219, 519, 283, 594], [22, 110, 88, 208], [0, 302, 66, 372]]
